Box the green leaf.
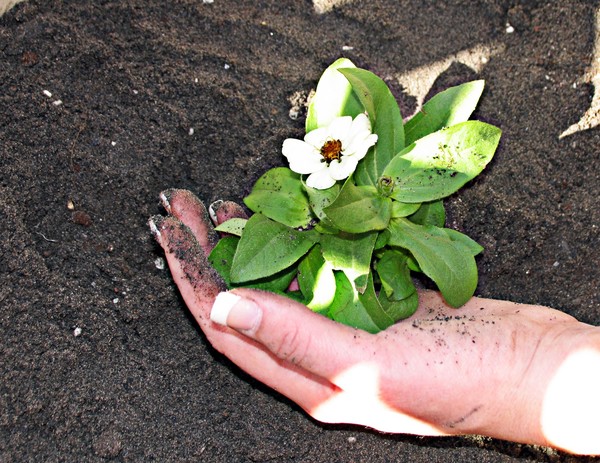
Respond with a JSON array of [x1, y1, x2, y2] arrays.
[[323, 179, 391, 233], [214, 218, 247, 237], [305, 182, 340, 230], [313, 221, 339, 235], [333, 270, 417, 333], [327, 271, 383, 334], [338, 68, 405, 186], [404, 80, 485, 145], [443, 228, 484, 256], [409, 200, 446, 227], [241, 264, 298, 294], [387, 218, 478, 307], [356, 271, 396, 330], [210, 230, 300, 293], [379, 290, 419, 321], [230, 214, 317, 283], [383, 121, 501, 203], [244, 168, 313, 228], [297, 245, 323, 301], [391, 201, 421, 218], [208, 235, 240, 286], [297, 245, 336, 312], [308, 267, 336, 312], [320, 230, 378, 293], [306, 58, 364, 132], [374, 229, 390, 249], [375, 249, 416, 301], [324, 268, 417, 333], [284, 291, 306, 303]]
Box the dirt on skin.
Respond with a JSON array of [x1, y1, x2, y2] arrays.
[[1, 1, 599, 462]]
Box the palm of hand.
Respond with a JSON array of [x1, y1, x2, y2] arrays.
[[150, 189, 600, 455]]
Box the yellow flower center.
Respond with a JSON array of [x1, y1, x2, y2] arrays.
[[320, 139, 343, 163]]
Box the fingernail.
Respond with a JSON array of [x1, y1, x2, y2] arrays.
[[148, 215, 163, 239], [210, 291, 262, 333], [208, 200, 223, 224], [159, 190, 172, 214]]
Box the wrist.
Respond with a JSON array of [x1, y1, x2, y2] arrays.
[[539, 327, 600, 454]]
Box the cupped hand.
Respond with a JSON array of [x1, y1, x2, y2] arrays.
[[149, 189, 600, 455]]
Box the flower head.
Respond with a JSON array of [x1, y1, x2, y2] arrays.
[[282, 113, 378, 189]]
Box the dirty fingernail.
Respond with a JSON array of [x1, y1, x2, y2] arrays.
[[148, 215, 164, 239], [159, 190, 172, 213], [210, 292, 262, 333], [208, 200, 223, 224]]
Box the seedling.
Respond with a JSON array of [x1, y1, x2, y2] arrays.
[[209, 58, 501, 333]]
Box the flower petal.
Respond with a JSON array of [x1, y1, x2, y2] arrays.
[[340, 113, 371, 148], [327, 116, 353, 142], [282, 139, 324, 174], [350, 113, 372, 134], [346, 132, 378, 160], [328, 155, 359, 181], [285, 114, 377, 186], [304, 127, 329, 148], [306, 168, 337, 189]]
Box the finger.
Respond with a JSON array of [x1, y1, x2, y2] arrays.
[[210, 288, 375, 385], [149, 214, 338, 411], [207, 327, 340, 414], [149, 214, 224, 327], [159, 189, 218, 255], [208, 200, 247, 225]]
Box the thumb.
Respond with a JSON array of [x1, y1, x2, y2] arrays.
[[209, 288, 374, 384]]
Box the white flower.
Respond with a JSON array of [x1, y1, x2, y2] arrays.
[[282, 113, 378, 189]]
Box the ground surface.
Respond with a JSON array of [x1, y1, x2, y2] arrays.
[[1, 1, 599, 461]]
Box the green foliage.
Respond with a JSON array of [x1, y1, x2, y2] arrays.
[[214, 218, 247, 236], [383, 121, 501, 203], [323, 179, 391, 233], [404, 80, 485, 145], [409, 200, 445, 227], [228, 214, 317, 283], [297, 245, 336, 312], [306, 58, 363, 133], [338, 68, 405, 186], [210, 58, 501, 333], [208, 235, 297, 293], [244, 167, 313, 228], [387, 218, 478, 307], [376, 249, 416, 301], [320, 230, 378, 293]]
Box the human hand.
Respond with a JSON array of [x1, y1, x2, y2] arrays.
[[149, 189, 600, 455]]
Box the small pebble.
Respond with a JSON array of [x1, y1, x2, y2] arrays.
[[72, 210, 93, 227], [21, 51, 39, 66], [154, 257, 165, 270]]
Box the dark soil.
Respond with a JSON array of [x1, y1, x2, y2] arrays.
[[1, 1, 598, 461]]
